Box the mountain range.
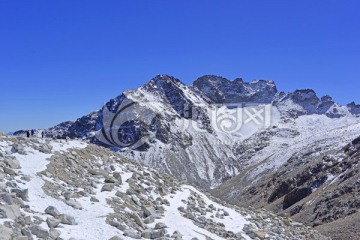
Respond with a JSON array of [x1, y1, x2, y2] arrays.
[[12, 74, 360, 239]]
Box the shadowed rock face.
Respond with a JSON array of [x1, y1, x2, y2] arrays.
[[193, 75, 278, 103], [347, 102, 360, 115]]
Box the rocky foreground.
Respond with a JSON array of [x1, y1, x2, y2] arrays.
[[0, 133, 329, 240]]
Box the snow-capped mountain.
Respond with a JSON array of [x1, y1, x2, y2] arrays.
[[44, 75, 360, 189], [11, 74, 360, 239]]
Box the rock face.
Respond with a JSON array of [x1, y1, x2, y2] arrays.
[[192, 75, 278, 103]]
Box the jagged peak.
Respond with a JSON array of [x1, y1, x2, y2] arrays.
[[288, 89, 319, 101], [321, 95, 334, 102], [194, 75, 276, 86], [347, 101, 359, 107], [148, 74, 182, 86]]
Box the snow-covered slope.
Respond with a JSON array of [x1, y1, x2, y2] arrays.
[[0, 134, 328, 240]]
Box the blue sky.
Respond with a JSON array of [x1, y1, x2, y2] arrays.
[[1, 0, 359, 132]]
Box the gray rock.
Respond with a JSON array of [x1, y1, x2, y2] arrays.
[[49, 228, 61, 239], [101, 184, 114, 192], [109, 220, 121, 228], [11, 144, 26, 155], [11, 188, 29, 201], [24, 216, 32, 225], [172, 231, 183, 240], [143, 216, 155, 224], [0, 205, 21, 220], [155, 222, 167, 229], [0, 208, 7, 218], [141, 230, 152, 239], [59, 214, 77, 225], [65, 199, 83, 210], [37, 144, 53, 154], [0, 225, 13, 240], [223, 210, 230, 216], [113, 172, 123, 184], [45, 206, 61, 217], [21, 175, 32, 182], [105, 176, 116, 183], [3, 167, 17, 176], [63, 191, 73, 200], [47, 217, 61, 228], [21, 227, 32, 239], [0, 192, 14, 205], [123, 229, 141, 239], [90, 196, 100, 202], [4, 158, 21, 169], [30, 225, 49, 238], [131, 212, 145, 229], [109, 237, 123, 240], [0, 182, 6, 190]]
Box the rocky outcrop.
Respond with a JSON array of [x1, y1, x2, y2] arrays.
[[192, 75, 278, 103], [347, 102, 360, 115]]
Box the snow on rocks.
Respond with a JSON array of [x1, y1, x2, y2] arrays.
[[0, 134, 329, 240]]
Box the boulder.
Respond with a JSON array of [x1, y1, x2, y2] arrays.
[[38, 144, 53, 153], [131, 212, 145, 229], [113, 172, 123, 184], [155, 222, 167, 229], [109, 237, 123, 240], [11, 188, 29, 201], [65, 199, 83, 210], [0, 204, 21, 220], [143, 215, 155, 224], [123, 229, 141, 239], [49, 228, 61, 239], [0, 225, 13, 240], [59, 214, 77, 225], [11, 144, 26, 155], [47, 217, 61, 228], [4, 158, 21, 169], [90, 196, 100, 202], [30, 225, 49, 239], [45, 206, 61, 217], [101, 184, 115, 192], [3, 167, 17, 176]]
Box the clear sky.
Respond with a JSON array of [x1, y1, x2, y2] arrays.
[[1, 0, 359, 132]]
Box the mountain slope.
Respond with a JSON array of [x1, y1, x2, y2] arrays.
[[0, 134, 329, 240], [43, 75, 360, 189], [212, 134, 360, 240]]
